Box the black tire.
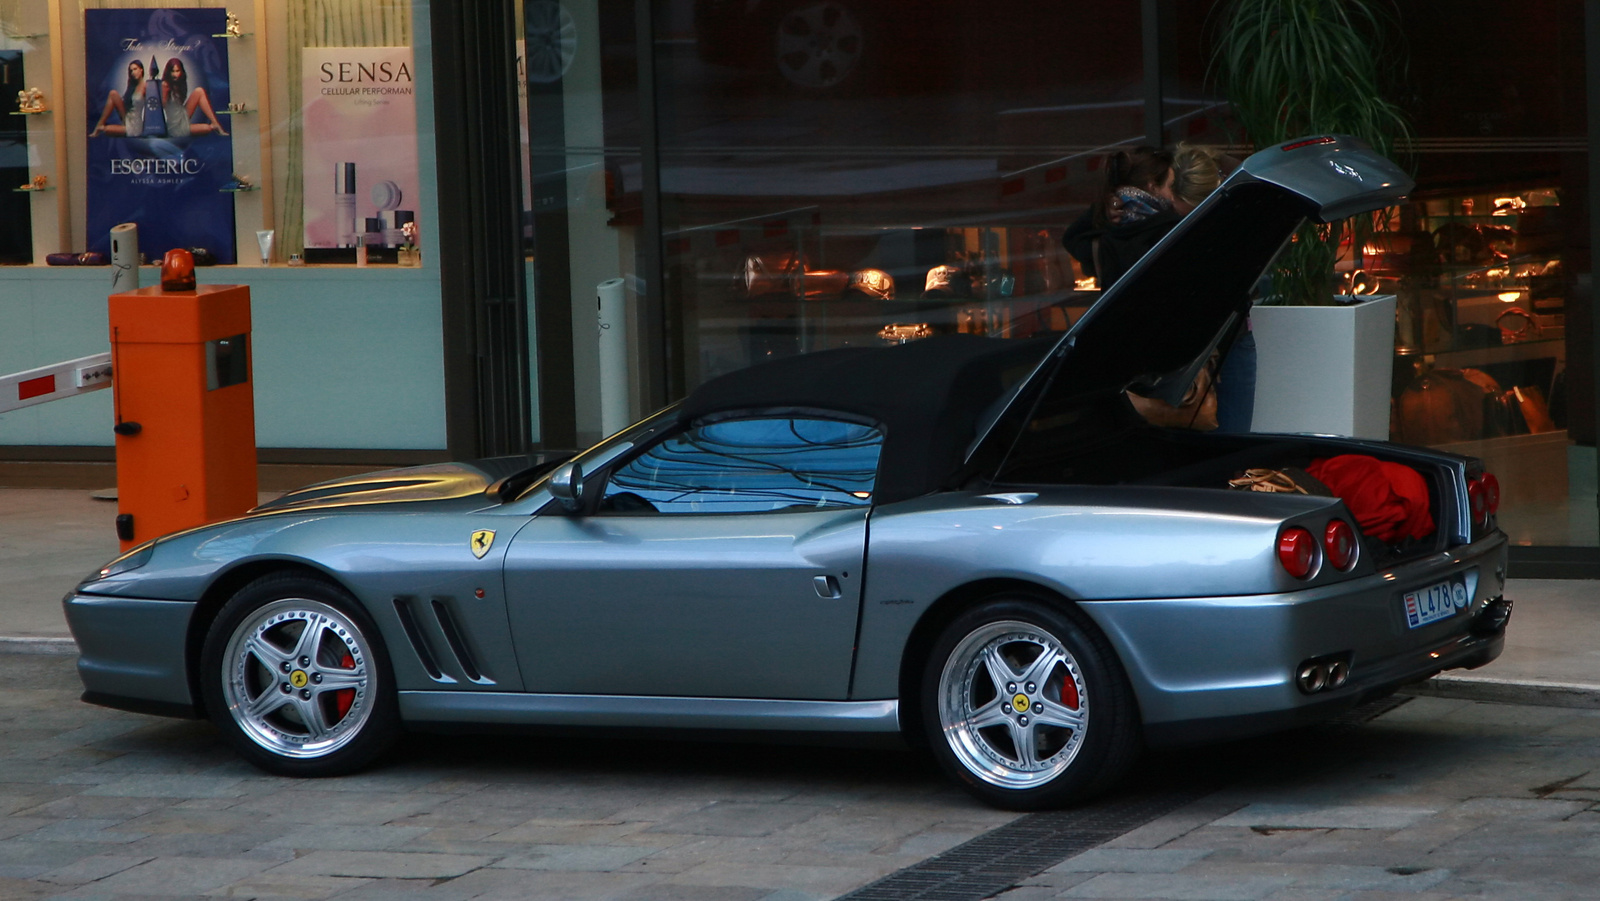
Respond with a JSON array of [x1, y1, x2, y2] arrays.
[[200, 573, 400, 777], [920, 595, 1140, 810]]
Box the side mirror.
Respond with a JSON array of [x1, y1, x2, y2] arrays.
[[547, 461, 585, 513]]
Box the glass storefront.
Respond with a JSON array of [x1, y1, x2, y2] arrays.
[[0, 1, 446, 454], [1, 0, 1593, 566], [1381, 0, 1591, 547], [654, 0, 1142, 386], [524, 0, 1592, 551]]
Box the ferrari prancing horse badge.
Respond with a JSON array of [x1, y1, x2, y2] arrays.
[[470, 529, 495, 559]]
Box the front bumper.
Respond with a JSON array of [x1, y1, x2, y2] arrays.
[[63, 592, 201, 719], [1079, 534, 1510, 746]]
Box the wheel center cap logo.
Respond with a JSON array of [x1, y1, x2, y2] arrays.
[[1012, 693, 1030, 711], [290, 670, 309, 689]]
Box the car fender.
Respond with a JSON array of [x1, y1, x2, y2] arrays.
[[853, 487, 1345, 700]]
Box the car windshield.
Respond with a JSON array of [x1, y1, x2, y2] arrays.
[[508, 404, 682, 503]]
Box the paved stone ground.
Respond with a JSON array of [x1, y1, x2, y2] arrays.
[[1002, 697, 1600, 900], [5, 652, 1600, 900], [0, 654, 1014, 900]]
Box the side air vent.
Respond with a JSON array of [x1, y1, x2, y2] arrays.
[[430, 598, 493, 684], [392, 597, 454, 683]]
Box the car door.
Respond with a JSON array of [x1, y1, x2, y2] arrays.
[[503, 415, 881, 700]]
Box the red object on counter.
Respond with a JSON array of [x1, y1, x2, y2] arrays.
[[1306, 455, 1434, 544], [160, 248, 196, 291]]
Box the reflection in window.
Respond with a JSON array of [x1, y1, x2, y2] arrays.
[[601, 418, 882, 514]]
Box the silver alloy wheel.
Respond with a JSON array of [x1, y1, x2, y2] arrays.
[[938, 620, 1089, 789], [220, 598, 374, 759], [775, 1, 863, 89]]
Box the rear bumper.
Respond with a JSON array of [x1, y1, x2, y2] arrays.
[[63, 592, 200, 718], [1079, 533, 1510, 746]]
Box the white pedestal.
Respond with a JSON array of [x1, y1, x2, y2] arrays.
[[1250, 294, 1396, 439]]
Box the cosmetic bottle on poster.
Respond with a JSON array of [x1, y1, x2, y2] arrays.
[[334, 162, 358, 247]]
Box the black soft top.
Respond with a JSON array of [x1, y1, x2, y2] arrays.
[[680, 335, 1050, 504]]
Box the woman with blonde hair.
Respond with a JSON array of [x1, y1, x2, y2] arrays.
[[1168, 142, 1223, 213]]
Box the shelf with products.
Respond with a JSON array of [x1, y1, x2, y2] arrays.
[[1367, 186, 1568, 448]]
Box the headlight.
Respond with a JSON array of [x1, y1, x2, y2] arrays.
[[87, 541, 157, 581]]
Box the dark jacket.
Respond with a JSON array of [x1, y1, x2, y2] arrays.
[[1062, 206, 1182, 289]]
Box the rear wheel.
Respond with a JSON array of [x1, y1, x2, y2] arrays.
[[200, 574, 399, 776], [921, 596, 1139, 809]]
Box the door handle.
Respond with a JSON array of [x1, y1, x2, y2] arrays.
[[813, 575, 842, 599]]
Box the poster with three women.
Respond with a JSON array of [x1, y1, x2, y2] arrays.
[[85, 8, 236, 264]]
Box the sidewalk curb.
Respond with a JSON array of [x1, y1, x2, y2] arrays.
[[1403, 674, 1600, 710], [0, 637, 77, 656]]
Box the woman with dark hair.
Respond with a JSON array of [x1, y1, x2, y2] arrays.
[[160, 57, 227, 137], [1063, 143, 1256, 431], [88, 59, 149, 137], [1061, 146, 1179, 289]]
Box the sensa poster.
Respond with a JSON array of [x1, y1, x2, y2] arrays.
[[85, 8, 235, 263], [301, 47, 419, 253]]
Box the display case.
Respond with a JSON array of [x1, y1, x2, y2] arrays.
[[1371, 189, 1566, 444], [1368, 187, 1571, 537]]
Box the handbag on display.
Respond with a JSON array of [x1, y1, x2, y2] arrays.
[[842, 268, 894, 301], [923, 264, 972, 299], [1511, 385, 1557, 433], [1394, 370, 1485, 445], [742, 250, 805, 299], [1495, 306, 1540, 343]]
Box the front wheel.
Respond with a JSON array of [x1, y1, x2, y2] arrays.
[[921, 596, 1139, 809], [200, 574, 399, 777]]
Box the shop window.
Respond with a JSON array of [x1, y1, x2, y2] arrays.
[[653, 0, 1144, 389], [0, 0, 423, 269]]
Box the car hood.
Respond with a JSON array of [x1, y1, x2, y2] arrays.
[[249, 456, 548, 514], [968, 135, 1414, 467]]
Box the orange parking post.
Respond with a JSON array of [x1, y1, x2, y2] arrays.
[[108, 283, 257, 550]]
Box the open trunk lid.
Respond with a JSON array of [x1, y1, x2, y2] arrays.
[[966, 135, 1414, 473]]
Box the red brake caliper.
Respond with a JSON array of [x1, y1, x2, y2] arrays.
[[1060, 673, 1079, 710], [334, 653, 355, 719]]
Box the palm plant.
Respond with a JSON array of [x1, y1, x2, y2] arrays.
[[1211, 0, 1413, 305]]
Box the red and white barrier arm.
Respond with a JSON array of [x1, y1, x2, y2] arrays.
[[0, 353, 113, 415]]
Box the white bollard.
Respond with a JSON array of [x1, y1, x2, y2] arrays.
[[110, 223, 139, 293], [596, 278, 629, 436]]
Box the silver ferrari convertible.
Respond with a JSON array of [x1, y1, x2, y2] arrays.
[[65, 136, 1511, 809]]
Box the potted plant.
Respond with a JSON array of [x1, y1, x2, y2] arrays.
[[1212, 0, 1413, 438]]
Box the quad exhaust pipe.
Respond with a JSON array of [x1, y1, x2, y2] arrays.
[[1296, 653, 1352, 694]]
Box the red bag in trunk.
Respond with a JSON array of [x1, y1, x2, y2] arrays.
[[1306, 455, 1434, 544]]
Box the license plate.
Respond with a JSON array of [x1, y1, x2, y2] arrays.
[[1403, 577, 1471, 629]]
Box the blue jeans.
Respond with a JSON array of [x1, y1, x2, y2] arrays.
[[1216, 329, 1256, 433]]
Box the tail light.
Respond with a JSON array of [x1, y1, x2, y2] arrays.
[[1323, 519, 1357, 570], [1467, 471, 1499, 525], [1277, 527, 1317, 579]]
